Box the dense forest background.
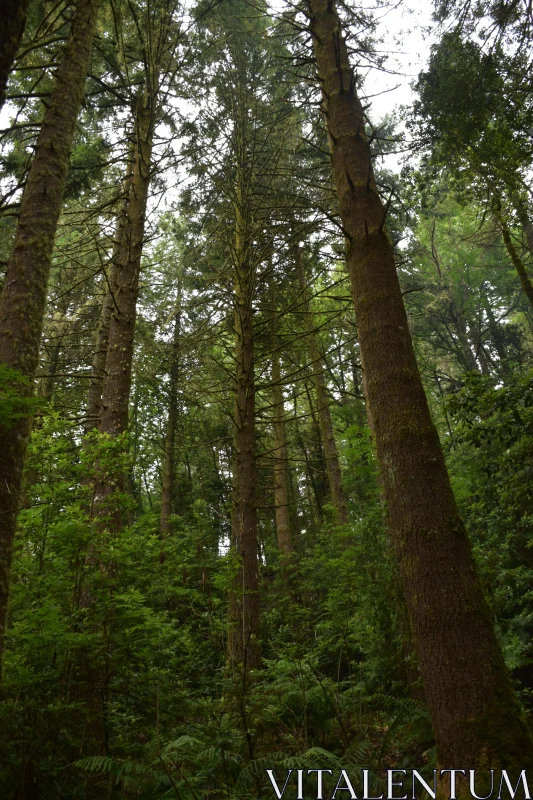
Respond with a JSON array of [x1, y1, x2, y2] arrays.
[[1, 0, 533, 797]]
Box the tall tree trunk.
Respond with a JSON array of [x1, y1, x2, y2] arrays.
[[0, 0, 99, 677], [99, 97, 153, 438], [85, 149, 135, 434], [296, 244, 348, 523], [79, 98, 153, 756], [93, 93, 153, 527], [271, 345, 294, 555], [160, 284, 182, 539], [228, 175, 260, 670], [307, 0, 533, 772], [0, 0, 31, 111]]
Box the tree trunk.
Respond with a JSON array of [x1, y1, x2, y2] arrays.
[[296, 244, 348, 523], [307, 0, 533, 772], [93, 93, 153, 528], [160, 286, 182, 539], [85, 149, 135, 434], [0, 0, 99, 677], [99, 96, 153, 439], [0, 0, 30, 110], [228, 175, 260, 670], [271, 345, 294, 555]]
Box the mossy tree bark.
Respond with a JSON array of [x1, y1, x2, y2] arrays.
[[296, 244, 348, 523], [0, 0, 99, 677], [307, 0, 533, 771], [228, 171, 261, 671], [0, 0, 31, 110]]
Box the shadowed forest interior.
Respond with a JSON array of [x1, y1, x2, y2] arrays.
[[1, 0, 533, 796]]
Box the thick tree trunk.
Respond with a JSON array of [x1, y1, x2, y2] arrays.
[[0, 0, 31, 110], [0, 0, 99, 677], [296, 245, 348, 523], [93, 94, 153, 527], [160, 289, 182, 538], [271, 346, 294, 555], [228, 180, 260, 670], [308, 0, 533, 772]]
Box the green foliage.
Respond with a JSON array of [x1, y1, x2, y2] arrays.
[[0, 411, 433, 798], [446, 371, 533, 698], [0, 363, 43, 427]]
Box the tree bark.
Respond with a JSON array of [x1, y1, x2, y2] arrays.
[[92, 93, 153, 528], [296, 244, 348, 523], [271, 345, 294, 555], [307, 0, 533, 772], [85, 149, 135, 434], [99, 95, 153, 439], [0, 0, 99, 677], [228, 173, 260, 670], [0, 0, 31, 111]]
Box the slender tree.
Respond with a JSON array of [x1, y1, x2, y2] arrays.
[[228, 152, 261, 669]]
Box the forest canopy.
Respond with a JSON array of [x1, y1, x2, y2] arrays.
[[1, 0, 533, 797]]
